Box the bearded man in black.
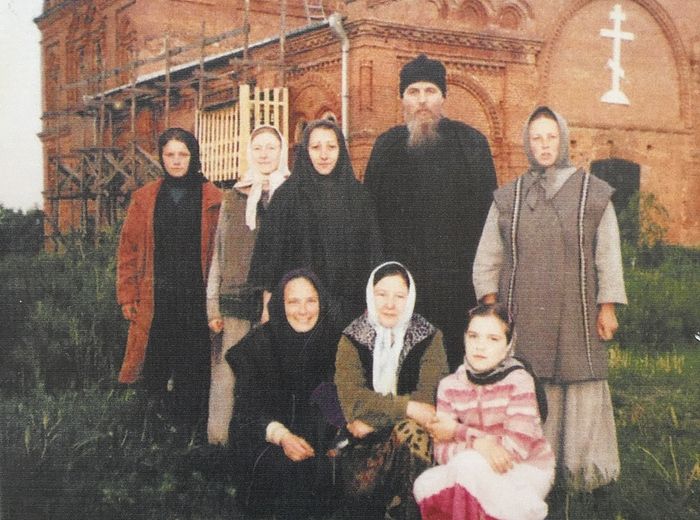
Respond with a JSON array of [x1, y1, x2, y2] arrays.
[[364, 54, 498, 370]]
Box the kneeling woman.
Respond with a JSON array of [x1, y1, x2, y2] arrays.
[[334, 262, 449, 520], [227, 269, 342, 518]]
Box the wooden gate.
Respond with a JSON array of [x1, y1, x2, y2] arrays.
[[195, 85, 289, 182]]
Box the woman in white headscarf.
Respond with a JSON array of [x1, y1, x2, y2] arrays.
[[334, 261, 449, 520], [205, 125, 290, 445]]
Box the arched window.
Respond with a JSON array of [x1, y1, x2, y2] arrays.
[[591, 158, 640, 213]]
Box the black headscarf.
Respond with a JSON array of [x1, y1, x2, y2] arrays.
[[248, 119, 383, 325], [157, 127, 206, 189], [267, 268, 341, 397]]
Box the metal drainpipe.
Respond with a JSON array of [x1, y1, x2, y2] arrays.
[[328, 13, 349, 141]]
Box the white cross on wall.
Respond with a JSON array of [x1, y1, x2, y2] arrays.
[[600, 4, 635, 105]]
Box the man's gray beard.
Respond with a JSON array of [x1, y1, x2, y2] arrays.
[[406, 116, 441, 150]]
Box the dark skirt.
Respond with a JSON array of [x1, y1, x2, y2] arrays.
[[142, 307, 211, 428], [235, 442, 340, 519]]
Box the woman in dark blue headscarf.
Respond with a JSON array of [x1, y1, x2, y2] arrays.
[[248, 119, 383, 327]]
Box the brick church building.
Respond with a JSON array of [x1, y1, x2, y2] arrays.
[[36, 0, 699, 246]]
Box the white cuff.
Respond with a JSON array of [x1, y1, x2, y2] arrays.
[[266, 421, 290, 445]]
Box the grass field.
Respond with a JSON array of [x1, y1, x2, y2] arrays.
[[1, 344, 698, 520], [606, 345, 699, 520], [1, 197, 697, 518]]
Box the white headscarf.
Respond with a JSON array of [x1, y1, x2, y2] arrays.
[[366, 261, 417, 396], [236, 125, 290, 230]]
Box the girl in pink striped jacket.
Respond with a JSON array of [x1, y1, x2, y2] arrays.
[[413, 303, 554, 520]]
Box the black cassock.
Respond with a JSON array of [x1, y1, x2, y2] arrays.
[[364, 118, 497, 370]]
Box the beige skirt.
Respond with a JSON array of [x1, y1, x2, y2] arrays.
[[207, 316, 250, 445], [543, 381, 620, 492]]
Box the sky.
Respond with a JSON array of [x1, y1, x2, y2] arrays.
[[0, 0, 44, 211]]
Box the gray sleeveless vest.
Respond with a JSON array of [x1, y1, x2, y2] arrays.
[[493, 169, 613, 382]]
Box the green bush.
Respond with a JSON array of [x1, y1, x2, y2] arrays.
[[618, 191, 669, 268], [0, 205, 44, 256], [615, 192, 699, 351], [618, 245, 699, 351], [0, 388, 238, 520], [0, 229, 127, 392]]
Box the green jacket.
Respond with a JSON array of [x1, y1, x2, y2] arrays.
[[334, 313, 448, 430]]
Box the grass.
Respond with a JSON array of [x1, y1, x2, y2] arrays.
[[2, 205, 696, 518], [608, 344, 700, 520], [0, 389, 241, 520], [0, 345, 697, 519]]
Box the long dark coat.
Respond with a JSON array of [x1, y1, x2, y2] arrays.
[[248, 122, 383, 326]]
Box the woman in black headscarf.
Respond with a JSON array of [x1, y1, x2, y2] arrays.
[[248, 119, 383, 327], [226, 269, 343, 518], [117, 127, 221, 431]]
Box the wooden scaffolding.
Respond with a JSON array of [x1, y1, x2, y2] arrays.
[[43, 0, 309, 246]]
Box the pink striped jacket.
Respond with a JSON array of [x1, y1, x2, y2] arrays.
[[433, 365, 554, 472]]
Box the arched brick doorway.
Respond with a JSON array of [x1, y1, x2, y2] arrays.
[[591, 158, 640, 214]]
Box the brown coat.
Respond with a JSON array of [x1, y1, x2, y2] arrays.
[[117, 178, 222, 383]]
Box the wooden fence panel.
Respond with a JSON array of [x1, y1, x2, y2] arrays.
[[196, 85, 288, 182]]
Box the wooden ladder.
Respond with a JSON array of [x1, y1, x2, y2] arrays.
[[304, 0, 326, 22]]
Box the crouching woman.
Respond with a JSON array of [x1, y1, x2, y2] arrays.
[[226, 269, 343, 519], [334, 261, 449, 520]]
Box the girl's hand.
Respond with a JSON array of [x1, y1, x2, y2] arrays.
[[473, 436, 514, 474], [347, 419, 375, 439], [280, 432, 315, 462], [121, 303, 137, 321], [208, 318, 224, 333], [427, 414, 458, 442]]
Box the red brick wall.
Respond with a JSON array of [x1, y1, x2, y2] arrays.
[[36, 0, 700, 245]]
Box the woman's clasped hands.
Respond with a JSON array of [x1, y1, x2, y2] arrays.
[[425, 413, 458, 442]]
